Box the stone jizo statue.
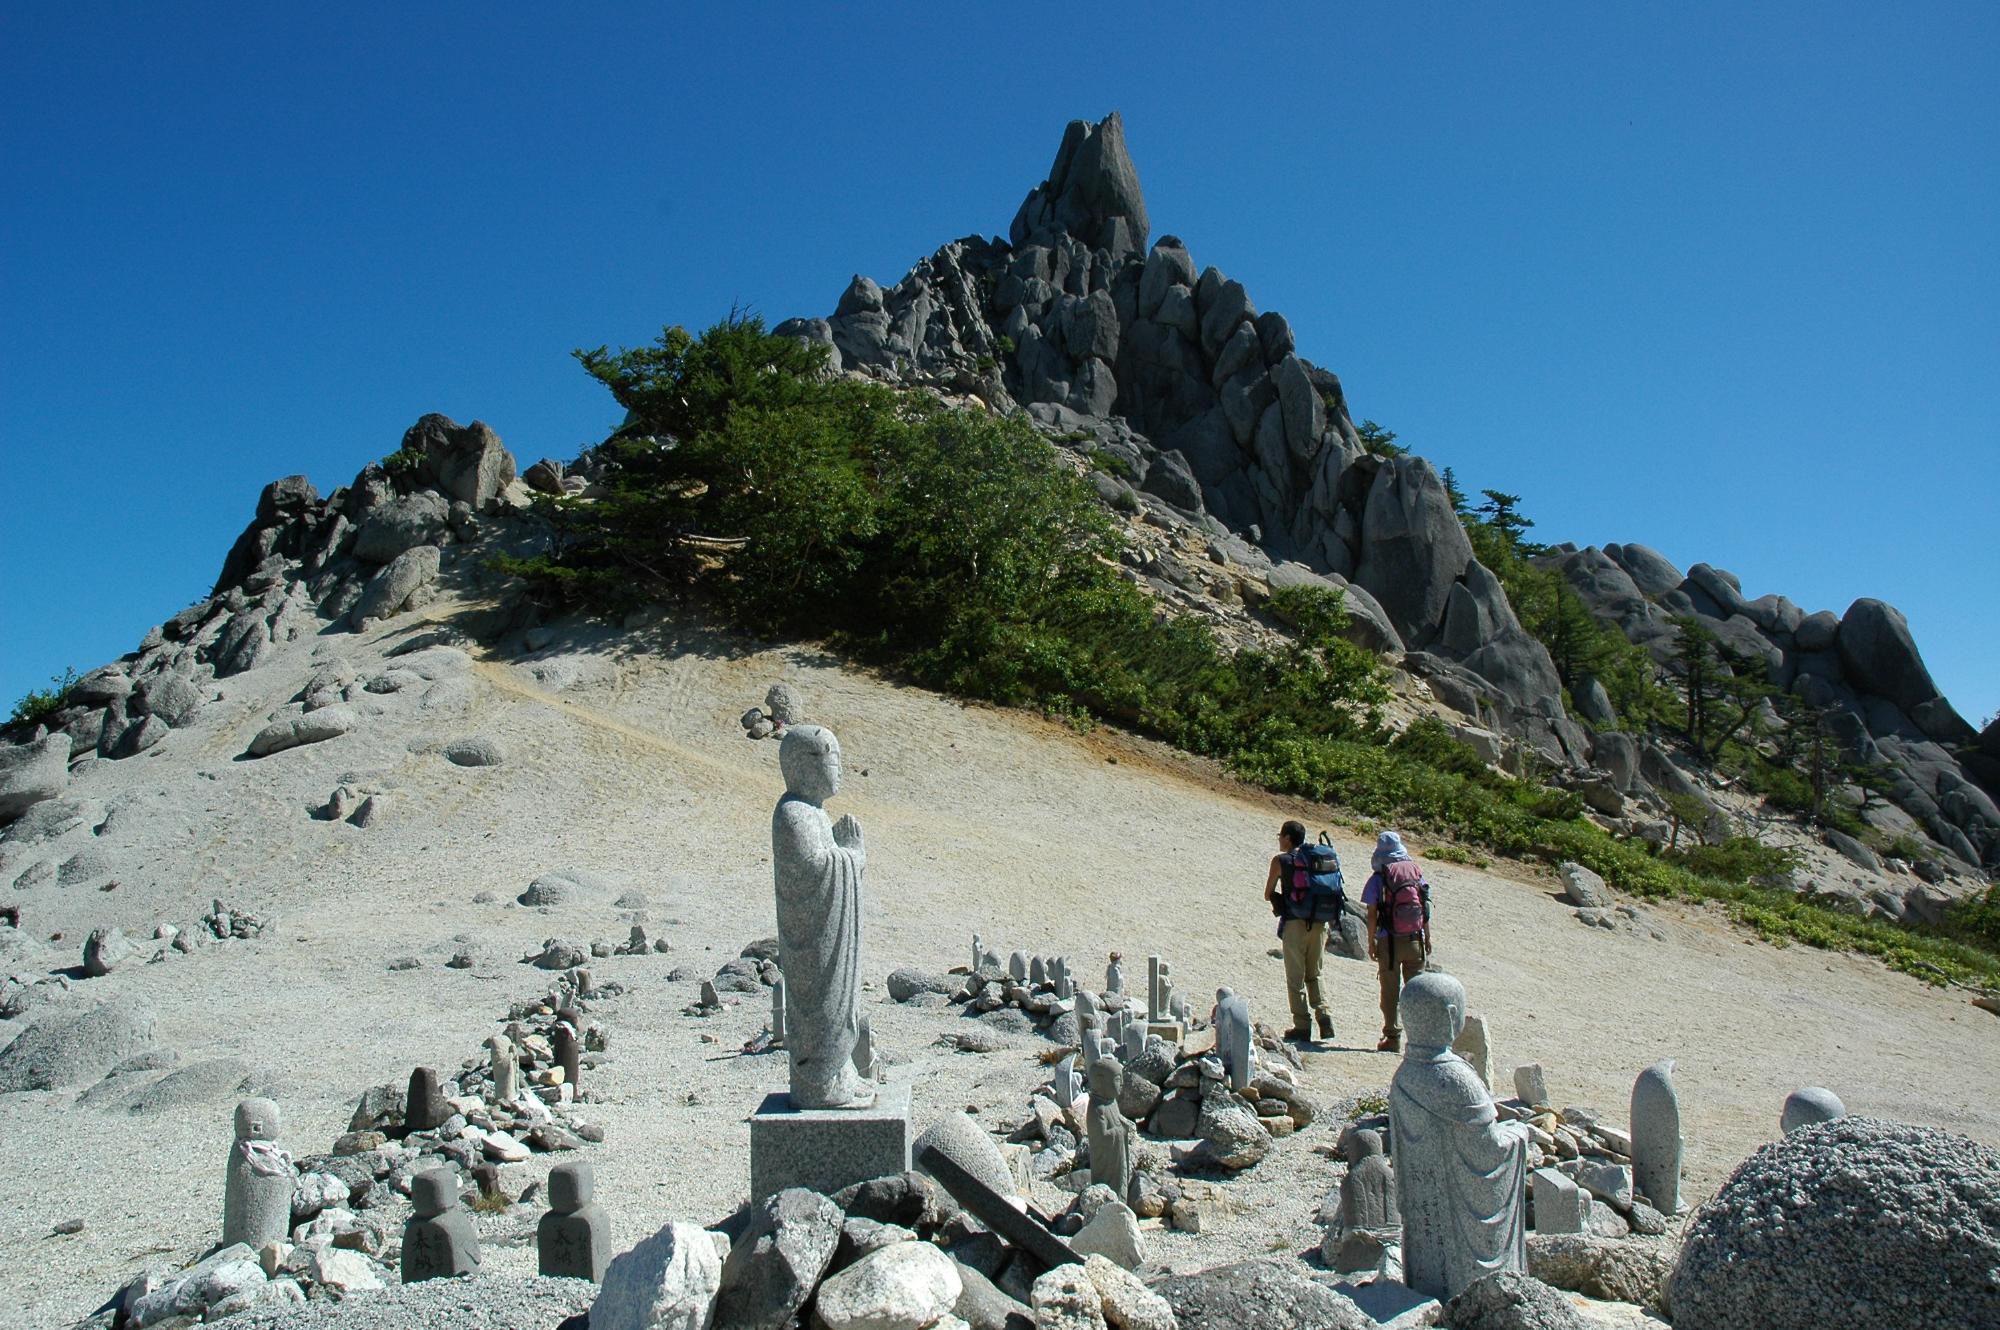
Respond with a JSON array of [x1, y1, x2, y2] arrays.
[[1086, 1057, 1136, 1203], [222, 1097, 294, 1249], [1106, 953, 1124, 995], [403, 1169, 481, 1282], [772, 724, 874, 1109], [539, 1161, 611, 1281], [1389, 971, 1529, 1300]]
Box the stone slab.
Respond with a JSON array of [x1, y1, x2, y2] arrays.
[[1145, 1021, 1185, 1045], [916, 1141, 1079, 1272], [750, 1082, 911, 1204], [1333, 1279, 1441, 1328]]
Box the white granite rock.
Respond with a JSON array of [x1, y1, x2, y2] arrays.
[[591, 1221, 722, 1330], [813, 1240, 961, 1330]]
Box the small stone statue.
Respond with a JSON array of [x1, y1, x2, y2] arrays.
[[1030, 955, 1047, 987], [1328, 1131, 1400, 1273], [1086, 1058, 1136, 1203], [1106, 953, 1124, 995], [1781, 1086, 1846, 1135], [538, 1161, 611, 1281], [771, 975, 787, 1046], [1630, 1060, 1683, 1213], [772, 725, 874, 1109], [1213, 988, 1253, 1092], [406, 1067, 448, 1134], [1009, 951, 1030, 983], [222, 1098, 294, 1249], [403, 1169, 481, 1282], [488, 1035, 518, 1104], [1389, 971, 1530, 1300]]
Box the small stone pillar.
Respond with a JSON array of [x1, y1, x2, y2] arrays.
[[222, 1098, 294, 1249], [771, 975, 787, 1045], [402, 1168, 481, 1282], [538, 1161, 612, 1281], [1008, 951, 1029, 982], [488, 1036, 518, 1104], [1629, 1060, 1683, 1214], [1030, 955, 1047, 987], [405, 1067, 448, 1134], [552, 1024, 581, 1096]]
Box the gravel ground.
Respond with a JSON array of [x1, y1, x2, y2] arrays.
[[230, 1276, 593, 1330], [2, 596, 1995, 1329]]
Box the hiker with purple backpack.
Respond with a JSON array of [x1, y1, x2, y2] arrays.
[[1362, 830, 1432, 1052]]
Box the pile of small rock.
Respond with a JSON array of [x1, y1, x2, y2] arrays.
[[739, 681, 806, 740]]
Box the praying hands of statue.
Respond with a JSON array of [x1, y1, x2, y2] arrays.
[[833, 813, 864, 857]]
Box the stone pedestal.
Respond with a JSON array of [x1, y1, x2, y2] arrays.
[[750, 1082, 911, 1203]]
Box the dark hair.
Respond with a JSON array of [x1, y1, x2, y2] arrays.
[[1280, 820, 1306, 850]]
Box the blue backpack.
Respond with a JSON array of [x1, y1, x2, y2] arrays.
[[1286, 833, 1347, 923]]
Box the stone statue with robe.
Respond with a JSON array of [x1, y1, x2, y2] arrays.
[[1389, 971, 1529, 1300], [772, 724, 874, 1109]]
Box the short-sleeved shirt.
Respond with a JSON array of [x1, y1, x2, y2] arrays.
[[1360, 873, 1387, 937]]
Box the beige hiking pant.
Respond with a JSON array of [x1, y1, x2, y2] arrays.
[[1280, 919, 1330, 1029], [1376, 936, 1427, 1042]]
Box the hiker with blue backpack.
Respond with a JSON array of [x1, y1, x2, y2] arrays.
[[1262, 819, 1346, 1042], [1363, 830, 1432, 1052]]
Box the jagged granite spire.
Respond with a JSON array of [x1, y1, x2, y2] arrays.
[[1009, 112, 1150, 261]]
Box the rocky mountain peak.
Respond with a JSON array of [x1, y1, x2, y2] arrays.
[[1009, 111, 1151, 261]]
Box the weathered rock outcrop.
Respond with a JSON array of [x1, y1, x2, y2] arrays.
[[789, 112, 1571, 757]]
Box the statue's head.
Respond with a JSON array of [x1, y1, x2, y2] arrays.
[[234, 1097, 280, 1141], [1399, 971, 1466, 1050], [1088, 1057, 1121, 1099], [779, 724, 842, 804], [1345, 1127, 1386, 1164]]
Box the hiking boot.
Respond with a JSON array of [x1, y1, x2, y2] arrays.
[[1316, 1014, 1335, 1040], [1284, 1026, 1311, 1041], [1376, 1035, 1400, 1052]]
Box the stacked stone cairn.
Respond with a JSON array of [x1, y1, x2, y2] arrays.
[[887, 934, 1317, 1241], [111, 976, 614, 1322]]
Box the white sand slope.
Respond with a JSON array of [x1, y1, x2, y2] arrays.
[[1, 599, 1994, 1328]]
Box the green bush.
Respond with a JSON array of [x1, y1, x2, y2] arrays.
[[8, 668, 77, 730]]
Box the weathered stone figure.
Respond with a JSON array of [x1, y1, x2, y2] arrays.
[[771, 724, 873, 1109], [222, 1097, 294, 1249], [1213, 988, 1253, 1092], [1086, 1058, 1136, 1202], [403, 1169, 481, 1282], [538, 1161, 611, 1281], [1106, 953, 1124, 995], [487, 1035, 518, 1103], [1389, 971, 1529, 1300], [1329, 1132, 1400, 1272], [1009, 951, 1030, 983], [1629, 1059, 1683, 1213]]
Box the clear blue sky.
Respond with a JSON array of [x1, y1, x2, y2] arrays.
[[4, 4, 1995, 725]]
